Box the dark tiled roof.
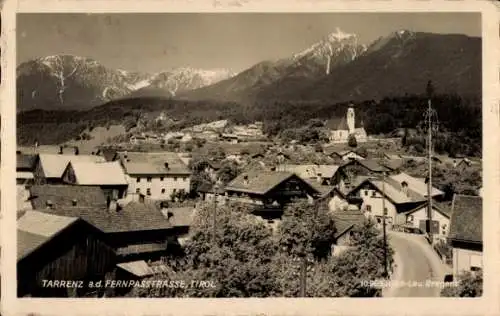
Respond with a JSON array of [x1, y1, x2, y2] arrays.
[[449, 195, 482, 244], [117, 152, 191, 175], [37, 202, 173, 233], [17, 153, 37, 170], [354, 159, 391, 172], [331, 210, 366, 239], [29, 185, 108, 209], [226, 171, 319, 196]]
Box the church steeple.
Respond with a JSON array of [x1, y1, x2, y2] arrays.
[[347, 105, 355, 134]]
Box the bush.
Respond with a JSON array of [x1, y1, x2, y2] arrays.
[[441, 271, 482, 297], [348, 134, 358, 148]]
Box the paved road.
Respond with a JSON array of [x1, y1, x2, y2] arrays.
[[382, 231, 451, 297]]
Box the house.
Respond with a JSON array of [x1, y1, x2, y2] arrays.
[[197, 182, 226, 203], [332, 150, 365, 162], [395, 202, 452, 240], [115, 152, 191, 201], [448, 195, 483, 278], [17, 152, 37, 185], [328, 105, 367, 144], [37, 201, 184, 262], [340, 159, 392, 191], [220, 133, 239, 144], [224, 171, 321, 219], [331, 210, 366, 247], [61, 161, 129, 200], [33, 154, 106, 184], [17, 210, 116, 297], [275, 164, 347, 189], [347, 173, 444, 228]]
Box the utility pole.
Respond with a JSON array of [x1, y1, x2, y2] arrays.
[[212, 179, 220, 244], [381, 168, 388, 279], [425, 81, 437, 245], [299, 201, 320, 297]]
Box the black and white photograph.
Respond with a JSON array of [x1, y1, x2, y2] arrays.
[[14, 11, 485, 299]]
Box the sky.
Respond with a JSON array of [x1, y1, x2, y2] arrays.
[[17, 13, 481, 73]]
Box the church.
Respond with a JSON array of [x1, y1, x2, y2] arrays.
[[328, 105, 367, 144]]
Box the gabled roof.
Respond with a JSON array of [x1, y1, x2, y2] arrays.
[[348, 177, 428, 205], [278, 164, 341, 179], [342, 159, 390, 173], [66, 161, 128, 186], [389, 172, 444, 197], [225, 171, 320, 196], [29, 185, 108, 209], [117, 152, 190, 175], [448, 195, 482, 244], [38, 154, 106, 179], [331, 210, 366, 239], [116, 260, 155, 277], [17, 210, 79, 260], [402, 202, 452, 219], [37, 202, 173, 233]]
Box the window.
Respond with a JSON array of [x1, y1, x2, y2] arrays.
[[147, 177, 152, 182], [366, 205, 372, 212], [160, 177, 164, 181], [146, 188, 151, 196], [407, 215, 414, 223], [383, 207, 388, 215], [470, 266, 481, 272], [174, 177, 178, 181], [136, 188, 140, 194], [372, 191, 376, 197], [136, 178, 141, 183], [161, 188, 166, 194], [364, 190, 369, 196]]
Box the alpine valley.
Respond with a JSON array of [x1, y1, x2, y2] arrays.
[[17, 29, 482, 149]]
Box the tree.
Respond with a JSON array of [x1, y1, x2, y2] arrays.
[[129, 202, 281, 297], [348, 134, 358, 148], [441, 271, 482, 297], [216, 161, 240, 184], [278, 200, 337, 260]]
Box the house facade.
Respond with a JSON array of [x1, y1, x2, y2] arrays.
[[224, 171, 321, 219], [396, 203, 451, 240], [347, 174, 444, 229], [115, 152, 191, 201], [61, 161, 129, 200], [448, 195, 483, 278], [17, 211, 116, 297]]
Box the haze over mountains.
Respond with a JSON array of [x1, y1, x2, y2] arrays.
[[17, 28, 481, 112]]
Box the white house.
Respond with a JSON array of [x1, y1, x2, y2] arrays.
[[115, 152, 191, 201], [448, 195, 483, 278], [347, 173, 444, 229], [396, 203, 451, 240]]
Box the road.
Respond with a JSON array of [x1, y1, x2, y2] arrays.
[[382, 231, 451, 297]]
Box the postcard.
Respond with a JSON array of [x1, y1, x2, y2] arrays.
[[1, 0, 499, 315]]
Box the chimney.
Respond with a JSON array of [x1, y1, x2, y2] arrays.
[[316, 172, 323, 184], [108, 199, 118, 212], [401, 181, 409, 196], [74, 147, 79, 155], [243, 174, 249, 186], [46, 200, 54, 209], [164, 162, 169, 170], [72, 199, 77, 206], [59, 146, 64, 155]]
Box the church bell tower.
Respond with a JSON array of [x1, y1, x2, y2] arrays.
[[347, 105, 355, 134]]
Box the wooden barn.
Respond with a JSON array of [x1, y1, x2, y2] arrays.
[[17, 210, 116, 297]]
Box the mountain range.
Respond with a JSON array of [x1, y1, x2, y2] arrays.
[[17, 55, 235, 111], [17, 28, 481, 112]]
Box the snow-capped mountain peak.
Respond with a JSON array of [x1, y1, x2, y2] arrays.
[[326, 27, 357, 42]]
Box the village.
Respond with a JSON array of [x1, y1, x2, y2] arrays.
[[15, 105, 483, 298]]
